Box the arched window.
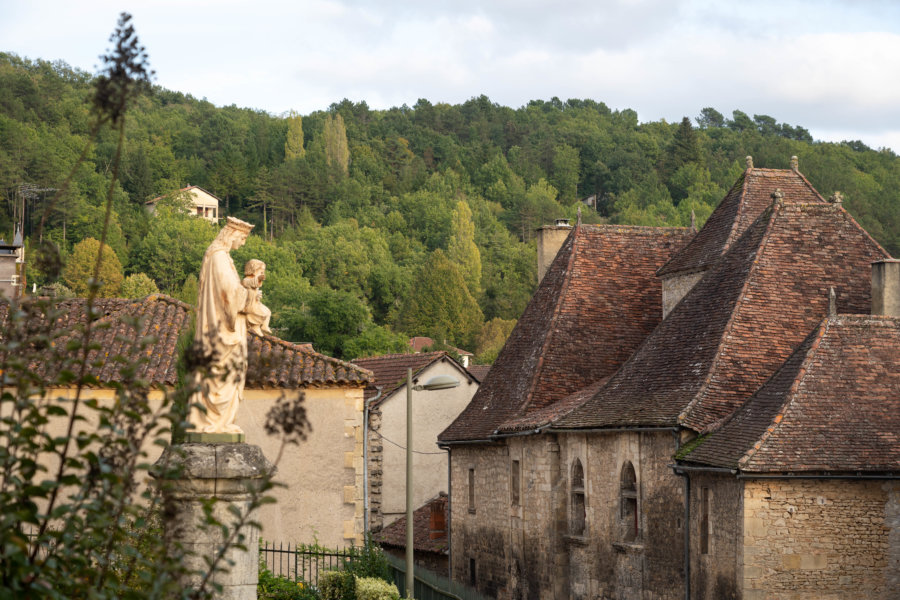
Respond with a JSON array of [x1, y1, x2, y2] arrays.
[[620, 461, 638, 541], [570, 459, 586, 536]]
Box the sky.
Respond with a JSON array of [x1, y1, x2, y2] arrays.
[[2, 0, 900, 152]]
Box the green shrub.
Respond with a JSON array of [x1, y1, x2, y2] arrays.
[[258, 564, 318, 599], [343, 536, 392, 583], [320, 570, 355, 600], [354, 576, 400, 600]]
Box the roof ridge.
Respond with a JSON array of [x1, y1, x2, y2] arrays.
[[516, 225, 579, 417], [737, 317, 830, 469], [678, 201, 780, 427], [354, 350, 446, 362]]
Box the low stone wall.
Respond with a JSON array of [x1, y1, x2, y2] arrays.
[[743, 478, 900, 600]]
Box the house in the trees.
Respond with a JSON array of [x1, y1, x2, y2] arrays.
[[352, 351, 478, 531], [14, 294, 373, 548], [147, 185, 221, 223], [439, 158, 900, 599]]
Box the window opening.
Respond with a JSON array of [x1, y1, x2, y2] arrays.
[[700, 487, 710, 554], [511, 460, 520, 507], [620, 461, 638, 541], [468, 468, 475, 512], [571, 459, 586, 536], [469, 558, 476, 587]]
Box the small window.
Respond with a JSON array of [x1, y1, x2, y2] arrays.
[[469, 558, 476, 587], [620, 461, 638, 541], [468, 468, 475, 512], [571, 459, 586, 535], [700, 487, 710, 554], [196, 206, 203, 216], [510, 460, 520, 507]]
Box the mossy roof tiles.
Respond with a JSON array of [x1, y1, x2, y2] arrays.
[[439, 224, 692, 443], [554, 199, 889, 432], [680, 315, 900, 473]]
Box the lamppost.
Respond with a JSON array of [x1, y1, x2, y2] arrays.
[[406, 368, 459, 599]]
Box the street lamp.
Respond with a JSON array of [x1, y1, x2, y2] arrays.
[[406, 368, 459, 598]]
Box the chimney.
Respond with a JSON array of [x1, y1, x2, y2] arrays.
[[536, 219, 573, 283], [429, 495, 447, 540], [871, 259, 900, 317]]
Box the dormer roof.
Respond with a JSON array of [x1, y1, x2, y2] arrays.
[[657, 166, 825, 278]]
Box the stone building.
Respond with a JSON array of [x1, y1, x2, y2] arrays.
[[439, 160, 900, 599], [12, 294, 373, 548]]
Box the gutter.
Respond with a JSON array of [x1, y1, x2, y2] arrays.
[[546, 426, 679, 435], [363, 386, 383, 535]]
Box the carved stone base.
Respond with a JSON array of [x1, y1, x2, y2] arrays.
[[153, 443, 275, 600], [184, 431, 246, 444]]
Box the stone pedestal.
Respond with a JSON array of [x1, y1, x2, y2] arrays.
[[154, 443, 275, 600]]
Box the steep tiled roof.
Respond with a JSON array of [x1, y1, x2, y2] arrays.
[[4, 294, 370, 388], [439, 224, 692, 443], [352, 351, 459, 404], [657, 167, 825, 278], [680, 315, 900, 473], [555, 199, 889, 432], [375, 493, 448, 554]]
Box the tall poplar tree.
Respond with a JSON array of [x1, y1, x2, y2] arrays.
[[323, 113, 350, 177], [284, 110, 305, 160], [447, 199, 482, 295]]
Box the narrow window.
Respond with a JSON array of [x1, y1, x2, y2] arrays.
[[469, 558, 476, 587], [510, 460, 520, 507], [620, 461, 638, 541], [196, 206, 203, 216], [468, 468, 475, 512], [571, 459, 586, 535], [700, 487, 710, 554]]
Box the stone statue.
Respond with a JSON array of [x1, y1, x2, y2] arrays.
[[242, 259, 272, 336], [188, 216, 260, 435]]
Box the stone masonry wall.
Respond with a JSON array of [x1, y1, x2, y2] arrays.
[[366, 407, 384, 533], [561, 430, 684, 600], [742, 479, 900, 600], [688, 473, 743, 600], [661, 272, 703, 319], [450, 444, 513, 599]]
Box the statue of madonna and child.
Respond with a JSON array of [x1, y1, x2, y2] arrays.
[[187, 216, 272, 438]]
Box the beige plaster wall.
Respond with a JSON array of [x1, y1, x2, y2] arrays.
[[240, 387, 366, 548], [378, 362, 477, 524], [536, 226, 572, 283], [25, 385, 367, 549], [742, 478, 900, 600]]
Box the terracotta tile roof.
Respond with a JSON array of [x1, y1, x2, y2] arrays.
[[657, 167, 825, 278], [408, 336, 472, 356], [439, 224, 693, 443], [497, 377, 608, 434], [351, 351, 457, 404], [680, 315, 900, 473], [466, 364, 491, 382], [147, 185, 221, 204], [375, 493, 448, 554], [4, 294, 370, 388], [554, 199, 889, 432]]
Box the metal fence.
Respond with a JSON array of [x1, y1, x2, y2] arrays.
[[259, 542, 490, 600], [383, 553, 491, 600], [259, 541, 357, 588]]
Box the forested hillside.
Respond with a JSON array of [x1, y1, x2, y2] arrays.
[[3, 52, 899, 362]]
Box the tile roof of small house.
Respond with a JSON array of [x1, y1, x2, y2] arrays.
[[375, 493, 448, 554], [466, 364, 491, 382], [3, 294, 370, 388], [439, 224, 693, 443], [147, 185, 222, 204], [554, 198, 889, 433], [352, 351, 467, 404], [657, 166, 825, 278], [679, 315, 900, 473]]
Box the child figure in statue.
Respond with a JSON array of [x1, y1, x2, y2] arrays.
[[242, 259, 272, 335]]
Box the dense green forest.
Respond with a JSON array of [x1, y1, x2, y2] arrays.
[[2, 52, 899, 362]]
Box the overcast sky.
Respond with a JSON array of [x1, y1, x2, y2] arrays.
[[3, 0, 899, 152]]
